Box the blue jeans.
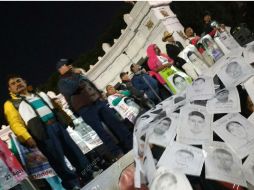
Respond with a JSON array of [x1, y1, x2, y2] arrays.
[[36, 122, 91, 189], [78, 100, 133, 156]]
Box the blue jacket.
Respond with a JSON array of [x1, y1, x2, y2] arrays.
[[131, 72, 160, 102]]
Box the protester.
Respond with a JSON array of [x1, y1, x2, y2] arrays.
[[146, 44, 174, 93], [119, 71, 155, 110], [162, 31, 186, 70], [57, 59, 133, 160], [130, 64, 161, 104], [4, 74, 99, 190], [202, 11, 218, 37]]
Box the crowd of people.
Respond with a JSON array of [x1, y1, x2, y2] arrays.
[[0, 10, 253, 190]]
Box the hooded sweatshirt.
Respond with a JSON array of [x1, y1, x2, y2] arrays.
[[146, 44, 174, 85]]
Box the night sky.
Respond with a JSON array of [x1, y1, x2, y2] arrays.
[[0, 1, 130, 124]]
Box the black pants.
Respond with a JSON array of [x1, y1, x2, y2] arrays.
[[36, 122, 91, 189]]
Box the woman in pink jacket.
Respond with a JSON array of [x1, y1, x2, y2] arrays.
[[146, 44, 174, 93]]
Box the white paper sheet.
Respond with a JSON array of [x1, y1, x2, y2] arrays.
[[213, 113, 254, 159], [186, 76, 215, 101], [216, 55, 254, 88], [243, 154, 254, 186], [243, 41, 254, 65], [201, 34, 225, 62], [248, 113, 254, 125], [149, 167, 193, 190], [244, 76, 254, 105], [177, 104, 213, 145], [206, 87, 241, 114], [157, 142, 205, 176], [203, 141, 247, 187], [143, 143, 157, 184], [148, 113, 178, 147]]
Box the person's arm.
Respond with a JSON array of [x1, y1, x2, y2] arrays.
[[4, 101, 35, 147], [57, 77, 80, 106], [154, 63, 172, 72], [132, 76, 149, 91], [121, 90, 131, 97]]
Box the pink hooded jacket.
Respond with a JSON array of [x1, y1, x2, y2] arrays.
[[146, 44, 174, 85]]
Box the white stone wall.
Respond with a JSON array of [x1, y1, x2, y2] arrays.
[[86, 1, 186, 91]]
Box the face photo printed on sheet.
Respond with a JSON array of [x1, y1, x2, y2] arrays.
[[149, 167, 193, 190], [216, 55, 254, 88], [142, 141, 156, 184], [244, 76, 254, 105], [206, 87, 241, 114], [203, 141, 247, 187], [177, 104, 213, 145], [243, 41, 254, 65], [148, 113, 179, 147], [213, 113, 254, 159], [243, 153, 254, 186], [157, 141, 205, 176], [186, 75, 215, 101]]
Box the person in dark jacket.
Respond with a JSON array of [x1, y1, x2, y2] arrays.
[[162, 31, 186, 70], [4, 74, 94, 190], [130, 64, 161, 104], [119, 71, 155, 109], [57, 59, 133, 160]]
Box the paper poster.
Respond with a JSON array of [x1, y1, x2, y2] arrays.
[[213, 113, 254, 159], [0, 159, 17, 190], [206, 87, 241, 114], [248, 113, 254, 125], [157, 142, 205, 176], [148, 113, 178, 147], [187, 51, 209, 75], [162, 93, 187, 115], [217, 31, 241, 51], [149, 167, 193, 190], [203, 141, 247, 187], [11, 136, 56, 179], [177, 104, 213, 145], [159, 66, 192, 94], [73, 117, 103, 151], [216, 55, 254, 88], [186, 76, 215, 101], [243, 41, 254, 65], [244, 76, 254, 105], [143, 143, 156, 184], [201, 34, 224, 62], [243, 154, 254, 186]]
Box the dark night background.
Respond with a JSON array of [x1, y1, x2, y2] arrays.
[[0, 1, 253, 125]]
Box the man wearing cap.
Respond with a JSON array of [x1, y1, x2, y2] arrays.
[[119, 71, 155, 109], [56, 59, 133, 160], [4, 74, 95, 190], [162, 31, 186, 70]]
